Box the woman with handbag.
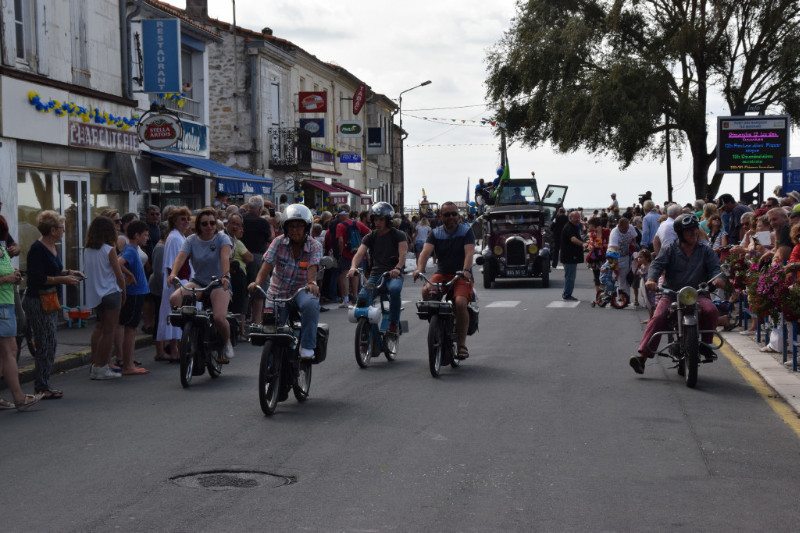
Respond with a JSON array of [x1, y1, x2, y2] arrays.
[[22, 210, 83, 399]]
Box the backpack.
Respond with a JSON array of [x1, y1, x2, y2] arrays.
[[346, 220, 362, 254]]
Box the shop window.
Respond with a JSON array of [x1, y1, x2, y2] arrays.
[[16, 167, 60, 276], [14, 0, 36, 65]]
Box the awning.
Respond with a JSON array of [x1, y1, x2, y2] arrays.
[[151, 151, 273, 196], [106, 153, 141, 193], [304, 179, 349, 205], [332, 183, 372, 205]]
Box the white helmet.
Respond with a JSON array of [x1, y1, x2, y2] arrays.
[[281, 204, 313, 234]]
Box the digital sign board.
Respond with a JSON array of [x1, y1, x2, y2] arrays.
[[716, 116, 790, 173]]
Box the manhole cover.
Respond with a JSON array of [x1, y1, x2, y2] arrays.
[[170, 470, 295, 491]]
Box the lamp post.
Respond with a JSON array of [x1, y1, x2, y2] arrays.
[[394, 80, 431, 211]]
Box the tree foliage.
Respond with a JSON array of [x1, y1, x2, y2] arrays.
[[486, 0, 800, 199]]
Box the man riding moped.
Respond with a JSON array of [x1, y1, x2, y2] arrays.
[[629, 213, 726, 374], [347, 202, 408, 335]]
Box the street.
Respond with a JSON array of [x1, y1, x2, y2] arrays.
[[3, 266, 800, 532]]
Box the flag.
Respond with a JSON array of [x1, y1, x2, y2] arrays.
[[493, 162, 510, 197]]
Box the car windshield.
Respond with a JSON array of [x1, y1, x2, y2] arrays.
[[496, 181, 541, 205], [490, 214, 540, 233]]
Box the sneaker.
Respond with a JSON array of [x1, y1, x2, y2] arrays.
[[339, 299, 351, 309], [299, 347, 315, 360], [90, 365, 121, 380], [698, 343, 717, 362], [387, 322, 399, 335], [562, 296, 578, 302], [629, 355, 645, 375], [223, 343, 235, 359]]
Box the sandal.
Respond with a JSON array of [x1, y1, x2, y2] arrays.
[[39, 389, 63, 400], [0, 398, 15, 410], [456, 345, 470, 360], [15, 394, 41, 411]]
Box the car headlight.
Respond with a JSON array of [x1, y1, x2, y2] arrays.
[[678, 287, 698, 306], [493, 245, 504, 256], [528, 244, 538, 254]]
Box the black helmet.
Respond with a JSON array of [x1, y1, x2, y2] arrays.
[[281, 204, 314, 234], [673, 213, 699, 240], [370, 201, 394, 223]]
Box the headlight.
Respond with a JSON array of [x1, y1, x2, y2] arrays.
[[528, 244, 538, 254], [493, 245, 504, 256], [678, 287, 698, 306]]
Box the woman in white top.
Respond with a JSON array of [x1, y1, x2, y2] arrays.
[[156, 206, 193, 361], [84, 216, 125, 380]]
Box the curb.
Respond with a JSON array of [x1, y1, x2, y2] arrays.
[[5, 334, 153, 390]]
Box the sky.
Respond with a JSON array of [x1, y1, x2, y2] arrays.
[[186, 0, 790, 210]]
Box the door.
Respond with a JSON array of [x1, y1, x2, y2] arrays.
[[541, 185, 568, 209], [60, 172, 90, 309]]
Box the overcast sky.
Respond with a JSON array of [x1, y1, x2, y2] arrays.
[[189, 0, 788, 209]]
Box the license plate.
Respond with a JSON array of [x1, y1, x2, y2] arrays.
[[505, 268, 526, 277]]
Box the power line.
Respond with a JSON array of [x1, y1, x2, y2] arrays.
[[403, 104, 489, 112]]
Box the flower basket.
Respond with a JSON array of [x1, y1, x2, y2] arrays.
[[748, 262, 791, 323]]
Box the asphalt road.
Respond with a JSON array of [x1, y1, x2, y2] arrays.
[[3, 266, 800, 532]]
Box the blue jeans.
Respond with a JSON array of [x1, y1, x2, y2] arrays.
[[358, 273, 404, 325], [562, 263, 577, 299], [278, 289, 319, 350]]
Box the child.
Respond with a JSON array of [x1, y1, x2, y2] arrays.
[[599, 250, 619, 295], [117, 220, 151, 375], [584, 216, 609, 289], [636, 249, 656, 322]]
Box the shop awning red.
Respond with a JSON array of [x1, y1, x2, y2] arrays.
[[304, 179, 348, 198], [332, 183, 366, 195]]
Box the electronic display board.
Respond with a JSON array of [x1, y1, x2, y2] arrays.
[[716, 116, 790, 173]]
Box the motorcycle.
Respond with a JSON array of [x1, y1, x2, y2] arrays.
[[415, 272, 479, 378], [649, 272, 726, 388], [249, 256, 334, 416], [348, 269, 408, 368], [168, 278, 240, 388]]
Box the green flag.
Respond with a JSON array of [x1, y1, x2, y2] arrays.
[[493, 163, 510, 197]]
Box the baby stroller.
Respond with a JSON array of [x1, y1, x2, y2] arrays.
[[591, 251, 629, 309]]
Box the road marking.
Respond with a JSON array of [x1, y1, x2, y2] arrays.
[[485, 301, 520, 308], [546, 301, 580, 308], [720, 343, 800, 439]]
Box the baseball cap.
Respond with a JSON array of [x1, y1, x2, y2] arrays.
[[337, 208, 349, 215]]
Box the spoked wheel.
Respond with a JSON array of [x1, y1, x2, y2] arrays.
[[179, 323, 196, 388], [427, 315, 443, 378], [449, 321, 460, 368], [595, 290, 608, 308], [611, 291, 629, 309], [258, 341, 282, 416], [354, 318, 372, 368], [207, 349, 223, 378], [669, 334, 685, 377], [683, 325, 699, 388], [293, 359, 312, 401], [483, 261, 494, 289], [384, 331, 399, 361]]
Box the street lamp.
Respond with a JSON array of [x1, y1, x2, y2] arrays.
[[393, 80, 432, 211]]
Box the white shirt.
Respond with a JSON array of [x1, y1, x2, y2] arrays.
[[655, 217, 678, 249], [83, 243, 121, 308], [609, 225, 638, 256]]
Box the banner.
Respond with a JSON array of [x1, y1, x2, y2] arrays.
[[142, 19, 181, 93], [717, 116, 790, 173], [353, 83, 366, 115]]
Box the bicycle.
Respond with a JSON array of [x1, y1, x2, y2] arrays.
[[415, 271, 477, 378], [168, 277, 240, 388], [250, 285, 327, 416], [348, 269, 407, 368]]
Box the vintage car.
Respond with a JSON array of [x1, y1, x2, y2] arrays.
[[475, 178, 567, 288]]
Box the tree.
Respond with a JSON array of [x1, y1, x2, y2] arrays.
[[485, 0, 800, 200]]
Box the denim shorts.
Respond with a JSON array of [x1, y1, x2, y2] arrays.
[[0, 304, 16, 337]]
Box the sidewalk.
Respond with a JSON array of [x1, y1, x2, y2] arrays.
[[3, 318, 153, 390], [722, 330, 800, 414]]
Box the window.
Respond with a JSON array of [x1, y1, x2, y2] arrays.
[[70, 0, 90, 85], [14, 0, 35, 63]]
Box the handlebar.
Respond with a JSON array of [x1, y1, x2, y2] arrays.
[[414, 271, 467, 288], [251, 283, 316, 304], [353, 268, 392, 290], [171, 277, 221, 294]]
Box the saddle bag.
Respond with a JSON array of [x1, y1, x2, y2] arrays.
[[467, 302, 480, 336], [313, 323, 329, 364]]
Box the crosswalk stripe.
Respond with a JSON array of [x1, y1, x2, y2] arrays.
[[485, 301, 520, 308]]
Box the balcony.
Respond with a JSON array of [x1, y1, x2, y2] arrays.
[[153, 95, 202, 122], [269, 127, 311, 171]]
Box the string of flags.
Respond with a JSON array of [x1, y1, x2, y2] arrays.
[[405, 114, 506, 128], [27, 90, 140, 130], [406, 143, 497, 149]]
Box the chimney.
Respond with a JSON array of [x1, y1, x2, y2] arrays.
[[185, 0, 208, 20], [261, 27, 273, 36]]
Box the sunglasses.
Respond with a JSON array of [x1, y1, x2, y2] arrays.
[[442, 212, 459, 218], [200, 220, 216, 227]]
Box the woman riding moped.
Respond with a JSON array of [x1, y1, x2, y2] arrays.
[[167, 209, 234, 361]]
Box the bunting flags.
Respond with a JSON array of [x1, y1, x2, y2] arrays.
[[404, 114, 506, 128]]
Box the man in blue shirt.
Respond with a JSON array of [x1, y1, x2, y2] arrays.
[[640, 200, 660, 251]]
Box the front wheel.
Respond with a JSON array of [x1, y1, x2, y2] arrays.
[[427, 315, 443, 377], [683, 324, 699, 388], [483, 261, 494, 289], [258, 341, 282, 416], [354, 318, 372, 368], [611, 291, 629, 309], [540, 269, 550, 288], [595, 290, 608, 308], [179, 323, 196, 388], [384, 331, 399, 361], [293, 358, 312, 401]]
